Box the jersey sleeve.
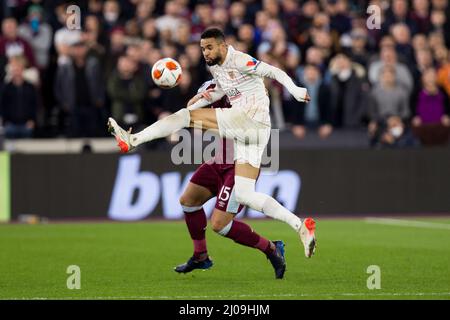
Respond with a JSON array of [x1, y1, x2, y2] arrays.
[[234, 53, 263, 75], [235, 53, 308, 102]]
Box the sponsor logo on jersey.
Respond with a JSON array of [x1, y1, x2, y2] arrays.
[[226, 88, 241, 98]]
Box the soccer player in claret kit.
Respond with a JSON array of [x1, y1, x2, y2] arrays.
[[108, 27, 317, 264], [174, 80, 286, 279]]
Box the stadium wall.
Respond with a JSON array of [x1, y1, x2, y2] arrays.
[[9, 148, 450, 221]]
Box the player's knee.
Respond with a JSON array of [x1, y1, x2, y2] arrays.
[[211, 219, 225, 233], [211, 218, 232, 235], [179, 194, 202, 208]]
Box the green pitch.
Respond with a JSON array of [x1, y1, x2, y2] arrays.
[[1, 218, 450, 300]]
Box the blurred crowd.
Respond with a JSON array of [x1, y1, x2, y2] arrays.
[[0, 0, 450, 148]]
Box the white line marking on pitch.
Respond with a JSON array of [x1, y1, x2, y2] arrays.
[[7, 292, 450, 300], [365, 218, 450, 230]]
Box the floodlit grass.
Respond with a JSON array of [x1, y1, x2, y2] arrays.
[[1, 218, 449, 300]]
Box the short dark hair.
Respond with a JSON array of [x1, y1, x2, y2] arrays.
[[200, 28, 225, 42]]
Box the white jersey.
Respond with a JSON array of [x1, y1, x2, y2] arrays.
[[208, 46, 271, 126]]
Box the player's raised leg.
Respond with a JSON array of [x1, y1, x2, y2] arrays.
[[210, 209, 286, 279], [107, 108, 218, 153], [234, 162, 316, 258], [174, 182, 214, 273]]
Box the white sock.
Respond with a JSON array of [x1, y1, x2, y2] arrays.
[[131, 108, 190, 146], [234, 176, 302, 231], [261, 197, 302, 231]]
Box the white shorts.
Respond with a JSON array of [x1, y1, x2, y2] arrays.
[[215, 107, 271, 168]]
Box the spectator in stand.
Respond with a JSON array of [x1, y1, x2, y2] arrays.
[[155, 1, 183, 41], [382, 0, 418, 35], [296, 46, 331, 84], [103, 26, 127, 81], [254, 10, 272, 44], [17, 5, 52, 71], [0, 56, 37, 139], [237, 24, 257, 57], [412, 33, 429, 52], [437, 51, 450, 97], [415, 68, 449, 125], [391, 23, 415, 66], [296, 0, 319, 49], [290, 64, 332, 140], [53, 3, 83, 66], [0, 0, 448, 142], [368, 46, 414, 95], [430, 9, 447, 33], [160, 70, 196, 115], [135, 0, 157, 27], [428, 30, 446, 52], [329, 53, 368, 129], [410, 0, 431, 34], [83, 14, 106, 61], [257, 24, 300, 66], [342, 28, 371, 69], [327, 0, 352, 36], [175, 21, 193, 50], [280, 0, 301, 44], [411, 49, 435, 108], [212, 7, 233, 36], [102, 0, 123, 34], [368, 66, 410, 138], [185, 41, 209, 90], [434, 44, 448, 67], [0, 17, 36, 68], [87, 0, 103, 19], [54, 40, 105, 137], [228, 1, 248, 35], [373, 115, 419, 148], [262, 0, 280, 20], [107, 55, 146, 130], [412, 68, 450, 145], [310, 28, 335, 66], [141, 18, 159, 43]]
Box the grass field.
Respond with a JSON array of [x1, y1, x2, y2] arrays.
[[1, 217, 450, 300]]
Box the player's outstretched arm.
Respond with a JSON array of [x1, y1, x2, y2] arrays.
[[187, 88, 225, 110], [255, 61, 310, 102], [187, 89, 225, 110], [238, 55, 310, 103]]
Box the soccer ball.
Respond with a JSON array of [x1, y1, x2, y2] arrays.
[[151, 57, 182, 89]]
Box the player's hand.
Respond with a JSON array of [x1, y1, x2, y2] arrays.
[[304, 92, 311, 102], [293, 87, 310, 103], [187, 89, 215, 107], [187, 94, 202, 107], [200, 89, 214, 101]]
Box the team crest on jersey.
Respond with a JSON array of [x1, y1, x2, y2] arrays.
[[228, 71, 236, 79]]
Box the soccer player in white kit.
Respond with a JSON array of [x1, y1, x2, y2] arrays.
[[108, 28, 316, 258]]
